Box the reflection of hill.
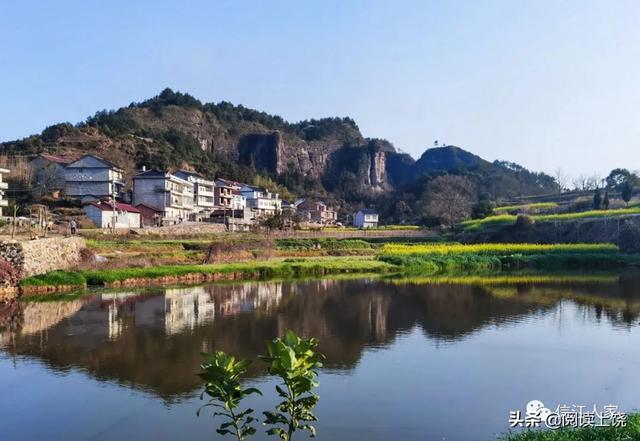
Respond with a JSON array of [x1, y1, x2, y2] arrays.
[[1, 277, 639, 400]]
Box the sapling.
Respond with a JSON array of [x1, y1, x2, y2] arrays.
[[261, 331, 324, 441], [198, 351, 262, 441]]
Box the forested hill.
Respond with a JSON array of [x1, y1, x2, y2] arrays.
[[0, 88, 558, 217]]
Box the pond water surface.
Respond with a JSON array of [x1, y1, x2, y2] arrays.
[[1, 275, 640, 441]]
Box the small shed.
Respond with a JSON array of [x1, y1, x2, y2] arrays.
[[84, 201, 141, 229]]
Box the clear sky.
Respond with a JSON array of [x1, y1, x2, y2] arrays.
[[1, 0, 639, 178]]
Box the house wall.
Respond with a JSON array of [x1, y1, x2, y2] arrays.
[[84, 205, 141, 229]]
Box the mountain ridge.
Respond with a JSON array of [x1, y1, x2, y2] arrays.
[[0, 88, 558, 217]]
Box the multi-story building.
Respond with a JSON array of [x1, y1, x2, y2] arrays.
[[132, 169, 194, 223], [213, 178, 239, 209], [241, 185, 282, 217], [64, 155, 124, 202], [0, 168, 8, 216], [354, 208, 379, 228], [295, 199, 337, 225], [174, 170, 215, 215], [29, 153, 70, 196]]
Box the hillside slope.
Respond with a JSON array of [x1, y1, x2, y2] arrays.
[[0, 88, 558, 211]]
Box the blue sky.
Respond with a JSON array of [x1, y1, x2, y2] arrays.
[[1, 0, 639, 177]]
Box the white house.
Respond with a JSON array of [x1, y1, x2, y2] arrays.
[[132, 169, 194, 223], [240, 185, 282, 217], [0, 168, 8, 217], [84, 201, 141, 229], [354, 209, 379, 228], [65, 155, 124, 202], [29, 153, 70, 196], [174, 170, 215, 215]]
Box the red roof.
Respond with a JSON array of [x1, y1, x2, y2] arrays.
[[91, 201, 141, 213], [39, 153, 71, 165]]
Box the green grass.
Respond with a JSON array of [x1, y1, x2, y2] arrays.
[[20, 271, 87, 287], [72, 257, 396, 286], [377, 243, 637, 273], [462, 207, 640, 231], [497, 413, 640, 440]]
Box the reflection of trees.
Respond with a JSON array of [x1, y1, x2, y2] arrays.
[[1, 277, 639, 400]]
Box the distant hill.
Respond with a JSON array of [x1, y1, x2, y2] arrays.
[[0, 88, 558, 218]]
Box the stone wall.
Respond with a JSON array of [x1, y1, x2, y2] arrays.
[[0, 236, 86, 279]]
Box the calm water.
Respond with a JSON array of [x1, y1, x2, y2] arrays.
[[1, 275, 640, 441]]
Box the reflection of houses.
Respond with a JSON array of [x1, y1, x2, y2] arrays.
[[132, 168, 194, 223], [64, 154, 125, 202], [29, 153, 70, 196], [164, 288, 217, 335], [295, 199, 337, 225], [84, 200, 141, 229]]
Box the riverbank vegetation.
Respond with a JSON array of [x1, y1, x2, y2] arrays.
[[462, 207, 640, 232]]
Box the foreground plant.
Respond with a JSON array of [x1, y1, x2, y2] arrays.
[[261, 331, 324, 441], [198, 352, 262, 441]]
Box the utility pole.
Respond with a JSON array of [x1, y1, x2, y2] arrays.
[[111, 184, 117, 235]]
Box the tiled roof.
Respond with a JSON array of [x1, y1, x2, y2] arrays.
[[38, 153, 71, 165], [91, 201, 141, 213]]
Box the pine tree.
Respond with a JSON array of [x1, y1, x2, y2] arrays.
[[593, 190, 602, 210], [622, 181, 633, 206], [603, 191, 610, 210]]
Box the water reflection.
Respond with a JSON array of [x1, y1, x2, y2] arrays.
[[1, 276, 640, 401]]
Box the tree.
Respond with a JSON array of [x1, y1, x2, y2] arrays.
[[593, 189, 602, 210], [622, 181, 633, 206], [422, 175, 476, 226], [603, 191, 610, 210], [553, 168, 569, 193], [605, 168, 638, 191]]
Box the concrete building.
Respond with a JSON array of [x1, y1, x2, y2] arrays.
[[241, 185, 282, 217], [295, 199, 337, 225], [132, 169, 194, 223], [0, 168, 8, 216], [174, 170, 215, 215], [84, 201, 141, 229], [65, 155, 124, 202], [354, 209, 379, 228], [29, 153, 70, 196], [214, 178, 242, 209]]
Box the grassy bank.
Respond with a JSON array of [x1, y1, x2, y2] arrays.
[[497, 413, 640, 440], [377, 243, 639, 272], [20, 257, 396, 289], [493, 202, 558, 214], [462, 207, 640, 231]]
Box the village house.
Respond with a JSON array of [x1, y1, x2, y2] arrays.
[[29, 153, 70, 197], [84, 200, 141, 229], [213, 178, 239, 209], [174, 170, 215, 218], [136, 203, 163, 227], [295, 199, 337, 225], [64, 154, 125, 202], [241, 185, 282, 218], [354, 208, 379, 228], [132, 168, 195, 224], [0, 168, 8, 217]]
